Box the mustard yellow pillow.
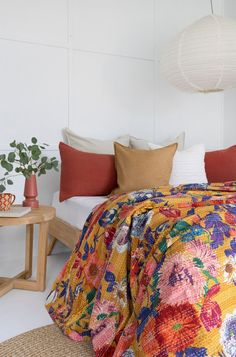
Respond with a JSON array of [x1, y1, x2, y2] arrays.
[[113, 142, 177, 193]]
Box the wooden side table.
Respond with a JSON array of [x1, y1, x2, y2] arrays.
[[0, 206, 55, 297]]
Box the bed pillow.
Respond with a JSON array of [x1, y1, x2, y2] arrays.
[[59, 142, 117, 201], [205, 145, 236, 183], [130, 132, 185, 150], [149, 143, 207, 186], [113, 142, 177, 193], [64, 128, 129, 154]]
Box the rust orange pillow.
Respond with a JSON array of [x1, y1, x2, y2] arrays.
[[59, 142, 117, 201], [205, 145, 236, 183]]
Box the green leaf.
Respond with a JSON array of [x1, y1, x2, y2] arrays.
[[7, 179, 13, 185], [1, 160, 13, 172], [31, 145, 41, 160], [0, 184, 5, 192], [19, 152, 29, 165], [45, 162, 52, 170], [16, 143, 24, 151], [10, 140, 16, 148], [86, 303, 94, 315], [0, 154, 6, 160], [193, 257, 204, 268], [97, 313, 107, 321], [109, 311, 119, 317], [204, 285, 209, 296], [158, 238, 167, 253], [7, 152, 16, 162], [175, 221, 190, 231], [39, 168, 46, 176], [170, 220, 191, 238], [41, 156, 47, 163], [22, 170, 31, 179], [203, 270, 218, 284], [52, 160, 59, 168], [31, 137, 37, 144], [87, 288, 96, 303], [28, 169, 33, 175]]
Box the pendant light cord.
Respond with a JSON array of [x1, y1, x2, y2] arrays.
[[210, 0, 214, 15]]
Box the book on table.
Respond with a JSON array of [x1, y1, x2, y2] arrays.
[[0, 206, 31, 218]]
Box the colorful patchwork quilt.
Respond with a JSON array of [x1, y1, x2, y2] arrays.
[[46, 183, 236, 357]]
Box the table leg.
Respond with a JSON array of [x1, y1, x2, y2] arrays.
[[25, 224, 34, 279], [36, 221, 49, 291], [0, 271, 28, 297]]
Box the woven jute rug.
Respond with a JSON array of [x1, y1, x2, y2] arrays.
[[0, 324, 94, 357]]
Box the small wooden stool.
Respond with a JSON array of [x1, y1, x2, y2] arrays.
[[0, 205, 55, 297]]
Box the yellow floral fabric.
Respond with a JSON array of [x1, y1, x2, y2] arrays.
[[46, 183, 236, 357]]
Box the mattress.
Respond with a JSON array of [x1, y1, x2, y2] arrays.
[[52, 191, 107, 230]]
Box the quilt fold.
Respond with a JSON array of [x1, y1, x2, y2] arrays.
[[46, 183, 236, 357]]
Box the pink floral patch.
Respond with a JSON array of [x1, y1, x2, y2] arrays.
[[91, 317, 116, 351], [145, 257, 157, 278], [91, 299, 117, 318], [84, 252, 105, 289], [90, 300, 118, 351], [158, 253, 205, 305], [187, 239, 220, 277], [200, 299, 222, 331]]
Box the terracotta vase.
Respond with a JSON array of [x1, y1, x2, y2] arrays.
[[22, 175, 39, 208]]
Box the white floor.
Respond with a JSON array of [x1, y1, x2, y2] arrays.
[[0, 252, 70, 343]]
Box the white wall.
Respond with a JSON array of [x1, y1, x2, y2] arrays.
[[0, 0, 154, 261], [224, 0, 236, 146], [0, 0, 235, 262], [155, 0, 225, 150]]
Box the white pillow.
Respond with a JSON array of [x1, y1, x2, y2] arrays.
[[130, 132, 185, 151], [64, 128, 129, 154], [149, 143, 207, 186]]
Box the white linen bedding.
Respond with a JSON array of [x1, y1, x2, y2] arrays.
[[52, 191, 107, 230]]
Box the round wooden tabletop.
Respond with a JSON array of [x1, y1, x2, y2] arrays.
[[0, 205, 55, 227]]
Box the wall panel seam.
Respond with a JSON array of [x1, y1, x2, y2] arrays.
[[0, 149, 59, 153], [67, 0, 72, 128], [153, 0, 157, 142], [0, 36, 154, 63], [71, 48, 154, 62], [220, 0, 225, 147]]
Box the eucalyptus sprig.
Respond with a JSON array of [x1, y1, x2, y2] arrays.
[[0, 137, 59, 193]]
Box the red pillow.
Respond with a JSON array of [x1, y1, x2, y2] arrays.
[[205, 145, 236, 183], [59, 142, 117, 202]]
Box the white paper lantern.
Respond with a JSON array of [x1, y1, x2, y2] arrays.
[[160, 15, 236, 93]]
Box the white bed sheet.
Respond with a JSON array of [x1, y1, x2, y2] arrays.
[[52, 192, 107, 230]]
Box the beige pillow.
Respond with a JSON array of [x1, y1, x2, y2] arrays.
[[113, 142, 177, 193], [129, 137, 150, 150], [64, 128, 129, 154], [130, 132, 185, 151]]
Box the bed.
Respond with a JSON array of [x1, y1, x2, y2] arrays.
[[46, 131, 236, 356], [48, 192, 107, 253]]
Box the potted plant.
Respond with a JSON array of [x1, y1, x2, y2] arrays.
[[0, 137, 59, 208]]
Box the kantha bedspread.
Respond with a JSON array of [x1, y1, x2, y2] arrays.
[[46, 183, 236, 357]]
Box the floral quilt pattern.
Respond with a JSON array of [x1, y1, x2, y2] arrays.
[[46, 183, 236, 357]]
